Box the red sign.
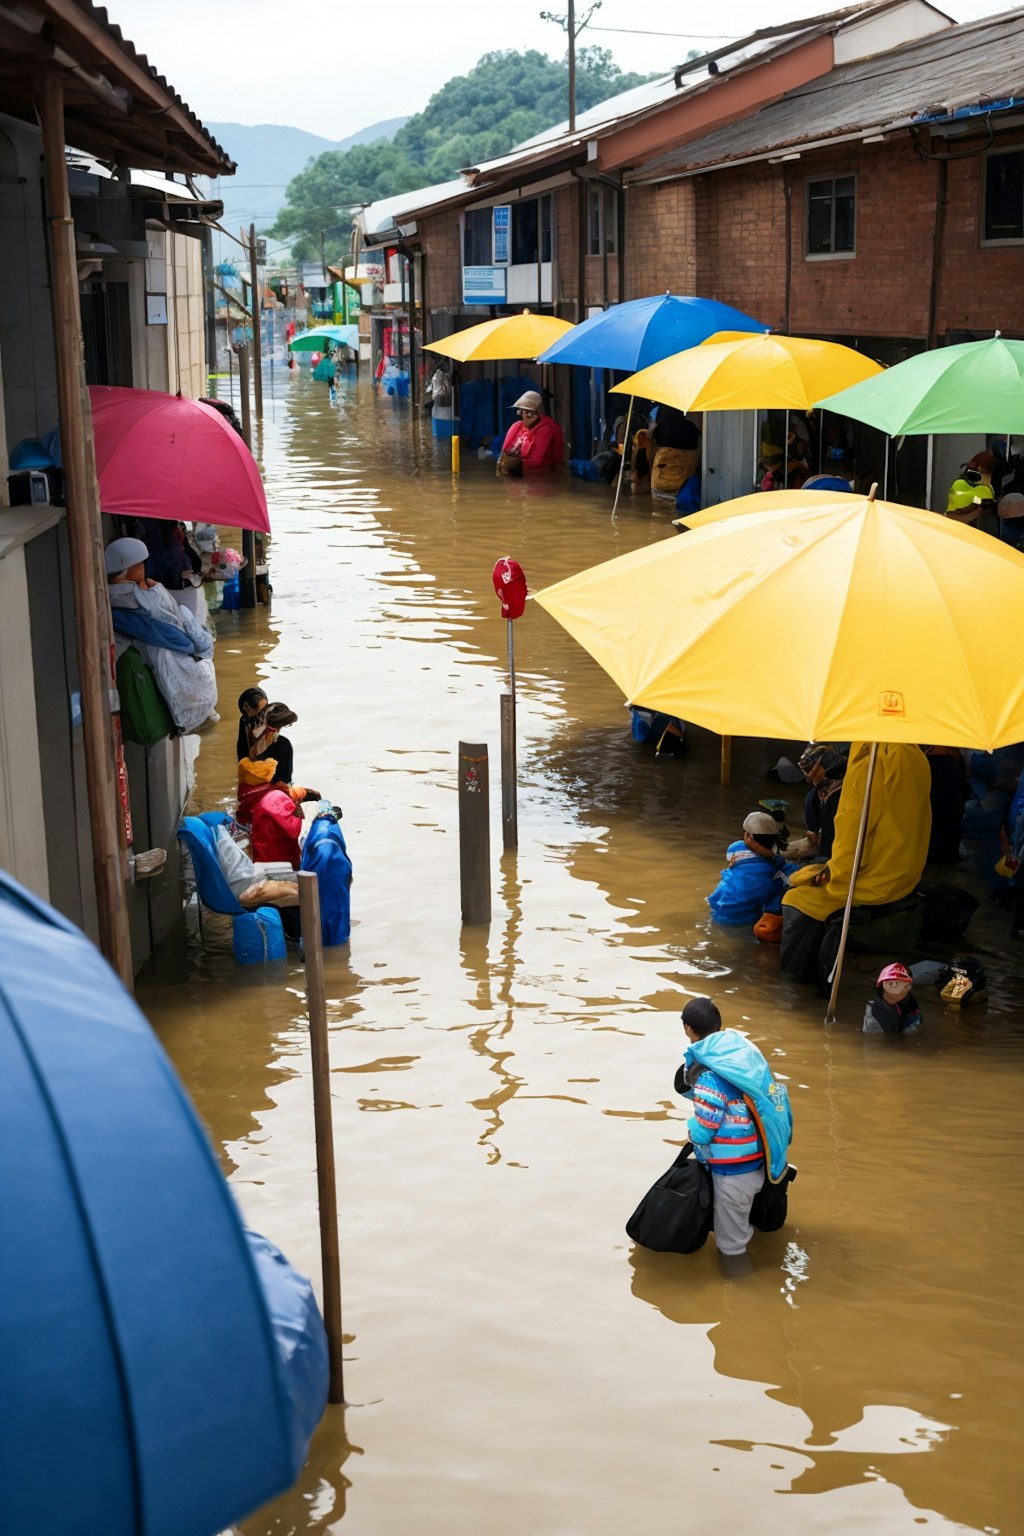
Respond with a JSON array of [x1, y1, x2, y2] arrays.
[[492, 557, 527, 620]]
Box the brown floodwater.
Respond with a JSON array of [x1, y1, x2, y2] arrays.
[[139, 369, 1024, 1536]]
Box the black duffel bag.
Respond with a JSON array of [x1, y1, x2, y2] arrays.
[[626, 1142, 713, 1253], [750, 1164, 798, 1233]]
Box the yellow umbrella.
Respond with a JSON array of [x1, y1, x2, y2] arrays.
[[535, 487, 1024, 1017], [425, 309, 573, 363], [535, 487, 1024, 747], [611, 331, 883, 411]]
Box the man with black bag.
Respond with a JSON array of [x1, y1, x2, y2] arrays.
[[676, 998, 794, 1271]]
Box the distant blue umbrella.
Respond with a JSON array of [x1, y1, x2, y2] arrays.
[[538, 294, 766, 516], [536, 293, 766, 371], [0, 870, 328, 1536]]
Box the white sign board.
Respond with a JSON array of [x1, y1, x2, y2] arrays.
[[463, 266, 507, 305]]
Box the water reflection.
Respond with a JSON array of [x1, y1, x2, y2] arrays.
[[138, 374, 1023, 1536]]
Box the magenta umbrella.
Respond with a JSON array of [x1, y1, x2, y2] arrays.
[[88, 386, 270, 533]]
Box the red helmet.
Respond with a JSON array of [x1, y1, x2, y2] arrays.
[[877, 962, 912, 986]]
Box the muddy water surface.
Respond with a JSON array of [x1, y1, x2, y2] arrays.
[[139, 370, 1024, 1536]]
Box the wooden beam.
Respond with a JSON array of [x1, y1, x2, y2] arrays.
[[39, 72, 133, 986]]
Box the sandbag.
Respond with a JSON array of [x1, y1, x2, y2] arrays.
[[626, 1143, 713, 1254]]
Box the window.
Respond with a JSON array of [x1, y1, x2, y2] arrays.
[[806, 175, 856, 257], [512, 199, 539, 265], [463, 208, 492, 266], [984, 150, 1024, 242], [588, 187, 619, 255]]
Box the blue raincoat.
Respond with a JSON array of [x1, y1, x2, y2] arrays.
[[683, 1029, 793, 1183]]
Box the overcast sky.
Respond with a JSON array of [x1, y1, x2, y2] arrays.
[[111, 0, 1008, 141]]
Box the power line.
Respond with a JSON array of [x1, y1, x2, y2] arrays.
[[587, 25, 738, 37]]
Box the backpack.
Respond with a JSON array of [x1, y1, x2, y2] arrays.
[[625, 1143, 713, 1254], [116, 645, 172, 747]]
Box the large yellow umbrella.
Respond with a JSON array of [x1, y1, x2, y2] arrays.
[[535, 487, 1024, 1016], [425, 309, 573, 363], [535, 487, 1024, 746], [611, 331, 882, 412]]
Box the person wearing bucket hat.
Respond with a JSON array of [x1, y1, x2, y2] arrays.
[[707, 810, 789, 927], [863, 961, 922, 1034], [497, 389, 565, 478], [795, 744, 846, 861], [946, 451, 998, 533]]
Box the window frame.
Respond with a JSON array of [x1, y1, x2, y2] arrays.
[[981, 146, 1024, 247], [804, 173, 857, 262]]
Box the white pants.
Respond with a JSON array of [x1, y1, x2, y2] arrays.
[[712, 1168, 764, 1255]]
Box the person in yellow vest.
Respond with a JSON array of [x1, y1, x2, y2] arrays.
[[780, 742, 932, 982]]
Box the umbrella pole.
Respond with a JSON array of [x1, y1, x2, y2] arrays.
[[884, 437, 890, 500], [824, 741, 878, 1024], [784, 410, 789, 487], [611, 395, 633, 520]]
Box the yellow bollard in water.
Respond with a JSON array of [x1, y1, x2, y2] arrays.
[[451, 433, 461, 475]]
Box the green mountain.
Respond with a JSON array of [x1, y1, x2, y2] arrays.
[[205, 118, 407, 260], [271, 48, 654, 263]]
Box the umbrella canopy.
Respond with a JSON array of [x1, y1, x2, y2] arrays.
[[0, 869, 328, 1536], [612, 332, 883, 413], [536, 294, 766, 371], [534, 488, 1024, 750], [289, 324, 360, 352], [816, 335, 1024, 436], [89, 386, 270, 534], [425, 309, 573, 363]]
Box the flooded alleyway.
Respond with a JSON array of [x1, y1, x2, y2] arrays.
[[139, 369, 1024, 1536]]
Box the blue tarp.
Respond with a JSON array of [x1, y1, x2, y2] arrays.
[[0, 868, 328, 1536]]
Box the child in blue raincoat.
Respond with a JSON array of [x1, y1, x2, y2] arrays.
[[708, 810, 787, 926]]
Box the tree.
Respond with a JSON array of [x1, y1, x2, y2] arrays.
[[271, 48, 655, 259]]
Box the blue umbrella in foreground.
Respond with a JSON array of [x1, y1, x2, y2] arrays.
[[537, 293, 766, 512], [0, 871, 328, 1536]]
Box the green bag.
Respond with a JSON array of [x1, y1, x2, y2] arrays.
[[116, 645, 172, 747]]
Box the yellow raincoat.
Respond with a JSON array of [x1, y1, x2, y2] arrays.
[[783, 743, 932, 922]]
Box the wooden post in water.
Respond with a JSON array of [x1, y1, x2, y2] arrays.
[[459, 742, 491, 922], [236, 346, 258, 609], [297, 872, 345, 1403], [720, 735, 733, 786]]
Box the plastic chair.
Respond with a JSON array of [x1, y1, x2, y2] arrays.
[[177, 813, 285, 962]]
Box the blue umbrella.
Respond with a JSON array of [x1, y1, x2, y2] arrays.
[[536, 293, 766, 371], [537, 294, 766, 513], [0, 870, 328, 1536], [289, 324, 359, 352]]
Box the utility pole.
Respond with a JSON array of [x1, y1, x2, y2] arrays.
[[539, 0, 601, 133], [248, 223, 263, 424]]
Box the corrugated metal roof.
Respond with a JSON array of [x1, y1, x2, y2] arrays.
[[634, 7, 1024, 179], [359, 177, 470, 241], [468, 7, 877, 180]]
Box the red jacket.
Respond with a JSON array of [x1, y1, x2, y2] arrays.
[[236, 783, 303, 867], [501, 414, 564, 475]]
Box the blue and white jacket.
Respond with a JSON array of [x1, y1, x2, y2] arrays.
[[677, 1029, 793, 1181]]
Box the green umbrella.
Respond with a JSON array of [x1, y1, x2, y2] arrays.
[[816, 336, 1024, 435], [289, 324, 359, 352]]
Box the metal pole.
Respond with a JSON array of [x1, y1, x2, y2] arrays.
[[452, 369, 461, 476], [568, 0, 577, 132], [824, 741, 879, 1025], [925, 434, 934, 510], [249, 223, 263, 424], [40, 74, 133, 987], [459, 741, 491, 923], [720, 735, 732, 786], [297, 871, 345, 1404], [235, 347, 257, 609], [611, 394, 633, 519], [501, 614, 518, 849]]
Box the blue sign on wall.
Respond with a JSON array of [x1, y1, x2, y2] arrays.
[[493, 205, 510, 265]]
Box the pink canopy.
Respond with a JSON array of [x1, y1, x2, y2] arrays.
[[88, 386, 270, 534]]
